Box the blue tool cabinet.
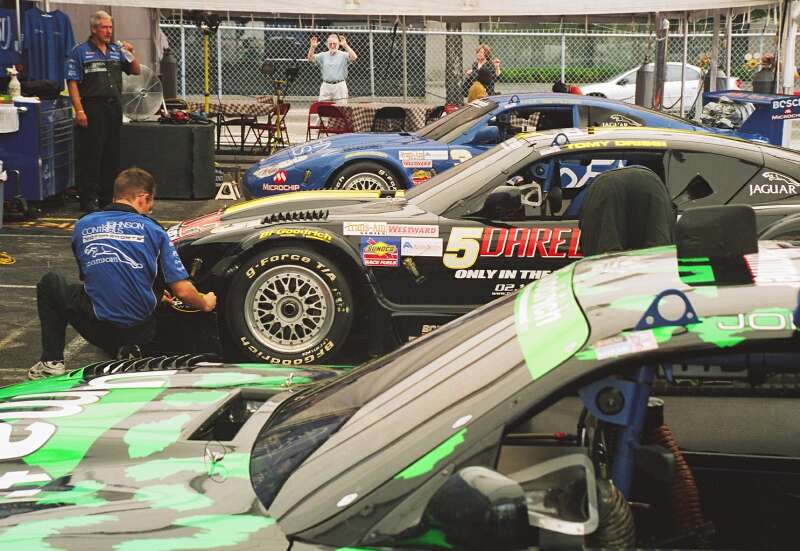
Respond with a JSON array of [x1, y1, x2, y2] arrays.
[[0, 97, 74, 202]]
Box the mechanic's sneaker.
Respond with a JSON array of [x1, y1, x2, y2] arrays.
[[117, 345, 143, 360], [27, 360, 66, 380]]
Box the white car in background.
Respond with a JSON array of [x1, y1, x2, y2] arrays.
[[581, 62, 740, 110]]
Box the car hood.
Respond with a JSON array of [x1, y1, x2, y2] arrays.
[[0, 361, 340, 549], [245, 132, 436, 177]]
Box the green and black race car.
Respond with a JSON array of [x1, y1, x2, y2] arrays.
[[165, 127, 800, 364], [2, 206, 799, 550]]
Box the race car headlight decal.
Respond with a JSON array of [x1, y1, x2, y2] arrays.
[[515, 263, 589, 380]]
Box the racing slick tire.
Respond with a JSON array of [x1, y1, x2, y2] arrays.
[[226, 247, 354, 364], [332, 161, 399, 191]]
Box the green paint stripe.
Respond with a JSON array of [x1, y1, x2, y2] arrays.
[[0, 514, 116, 549], [0, 369, 85, 401], [23, 387, 165, 479], [124, 413, 192, 459], [515, 264, 589, 379], [395, 429, 467, 480]]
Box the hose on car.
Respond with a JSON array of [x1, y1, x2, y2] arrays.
[[587, 478, 636, 549], [644, 398, 710, 547]]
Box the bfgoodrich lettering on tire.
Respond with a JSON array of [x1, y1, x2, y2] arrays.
[[333, 161, 399, 191], [226, 247, 353, 364]]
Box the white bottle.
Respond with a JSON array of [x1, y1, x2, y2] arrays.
[[116, 41, 134, 62], [6, 67, 21, 98]]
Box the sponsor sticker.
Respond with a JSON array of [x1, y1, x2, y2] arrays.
[[749, 172, 799, 195], [273, 170, 288, 183], [398, 150, 449, 161], [411, 170, 433, 185], [598, 113, 642, 127], [443, 226, 581, 269], [562, 139, 667, 150], [259, 228, 333, 243], [401, 237, 443, 257], [592, 331, 659, 360], [262, 183, 301, 192], [402, 159, 433, 168], [344, 222, 439, 237], [770, 97, 800, 120], [210, 219, 262, 234], [360, 237, 400, 267], [252, 156, 307, 179]]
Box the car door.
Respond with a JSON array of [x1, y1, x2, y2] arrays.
[[612, 69, 637, 102], [663, 64, 700, 110]]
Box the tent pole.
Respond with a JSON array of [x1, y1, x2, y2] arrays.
[[725, 8, 732, 84], [14, 0, 21, 57], [680, 11, 688, 117], [710, 9, 720, 92]]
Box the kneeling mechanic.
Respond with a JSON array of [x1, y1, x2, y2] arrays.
[[29, 168, 217, 379]]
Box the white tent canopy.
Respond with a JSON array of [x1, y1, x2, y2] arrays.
[[50, 0, 777, 17]]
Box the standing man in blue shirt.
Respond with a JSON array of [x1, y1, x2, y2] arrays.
[[66, 10, 140, 212], [29, 168, 217, 380], [307, 34, 357, 104]]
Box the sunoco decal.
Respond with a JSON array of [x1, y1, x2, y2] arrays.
[[398, 150, 448, 161], [443, 227, 581, 269], [515, 264, 589, 380], [360, 237, 400, 267]]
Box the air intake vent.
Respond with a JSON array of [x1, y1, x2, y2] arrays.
[[80, 354, 221, 379], [262, 209, 329, 225]]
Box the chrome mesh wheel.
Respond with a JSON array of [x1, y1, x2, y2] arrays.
[[243, 265, 335, 354], [340, 172, 391, 190]]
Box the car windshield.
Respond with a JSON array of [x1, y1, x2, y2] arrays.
[[414, 99, 497, 142], [405, 138, 535, 214]]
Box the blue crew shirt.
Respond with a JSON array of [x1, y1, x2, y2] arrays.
[[66, 40, 131, 98], [0, 9, 21, 69], [22, 7, 74, 82], [72, 204, 189, 327]]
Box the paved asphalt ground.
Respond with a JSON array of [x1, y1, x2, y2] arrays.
[[0, 196, 235, 387]]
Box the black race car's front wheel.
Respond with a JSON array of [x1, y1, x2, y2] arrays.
[[226, 248, 354, 364], [332, 161, 399, 191]]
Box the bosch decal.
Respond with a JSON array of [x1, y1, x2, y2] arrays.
[[771, 97, 800, 120], [443, 227, 582, 269], [360, 237, 400, 267]]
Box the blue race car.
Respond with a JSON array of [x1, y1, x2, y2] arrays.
[[242, 93, 745, 198]]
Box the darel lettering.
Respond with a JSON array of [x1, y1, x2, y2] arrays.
[[443, 227, 581, 269]]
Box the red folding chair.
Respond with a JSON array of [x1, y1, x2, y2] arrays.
[[307, 101, 334, 140], [251, 102, 291, 153], [317, 104, 354, 137]]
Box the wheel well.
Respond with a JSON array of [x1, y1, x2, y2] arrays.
[[231, 237, 373, 337], [328, 159, 406, 189]]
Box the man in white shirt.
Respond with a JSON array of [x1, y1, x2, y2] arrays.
[[307, 34, 357, 104]]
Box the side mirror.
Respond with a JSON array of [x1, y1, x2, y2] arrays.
[[510, 453, 599, 537], [422, 466, 529, 551], [482, 185, 522, 218], [472, 125, 500, 145], [617, 78, 629, 86]]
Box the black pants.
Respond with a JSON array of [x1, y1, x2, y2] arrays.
[[77, 97, 122, 208], [37, 272, 155, 361]]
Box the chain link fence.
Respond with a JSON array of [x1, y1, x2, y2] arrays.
[[160, 18, 791, 104]]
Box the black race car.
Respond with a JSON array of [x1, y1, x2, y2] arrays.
[[166, 127, 800, 363], [4, 207, 800, 550]]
